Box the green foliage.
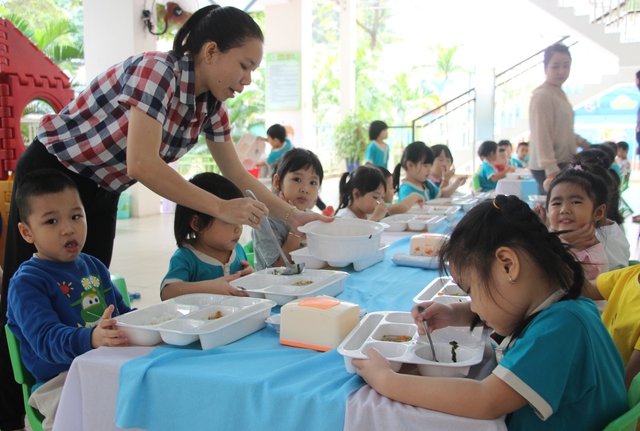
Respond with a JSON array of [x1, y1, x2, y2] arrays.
[[333, 111, 370, 162]]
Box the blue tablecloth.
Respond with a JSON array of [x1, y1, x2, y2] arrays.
[[116, 227, 451, 431]]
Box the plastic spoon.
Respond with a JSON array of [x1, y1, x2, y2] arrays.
[[245, 190, 305, 275], [417, 305, 438, 362]]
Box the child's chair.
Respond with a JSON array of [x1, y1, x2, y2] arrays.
[[472, 174, 481, 193], [603, 371, 640, 430], [110, 274, 132, 307], [243, 241, 255, 268], [4, 325, 45, 431]]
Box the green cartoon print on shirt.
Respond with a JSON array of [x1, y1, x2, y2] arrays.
[[70, 275, 112, 326]]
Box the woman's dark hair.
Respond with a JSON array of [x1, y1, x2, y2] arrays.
[[430, 144, 453, 164], [267, 124, 287, 143], [174, 172, 243, 247], [547, 166, 609, 228], [570, 150, 622, 224], [272, 148, 324, 191], [392, 141, 434, 192], [368, 120, 388, 141], [477, 140, 498, 159], [336, 165, 386, 214], [172, 6, 264, 57], [439, 195, 584, 334], [543, 43, 571, 68], [16, 169, 77, 224]]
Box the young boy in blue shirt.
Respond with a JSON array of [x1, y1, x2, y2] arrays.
[[477, 140, 514, 191], [6, 169, 131, 430]]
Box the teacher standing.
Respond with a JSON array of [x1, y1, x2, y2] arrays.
[[0, 6, 328, 430], [528, 43, 589, 194]]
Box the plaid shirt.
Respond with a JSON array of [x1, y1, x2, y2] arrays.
[[38, 52, 231, 193]]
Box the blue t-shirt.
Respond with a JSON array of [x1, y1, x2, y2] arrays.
[[266, 138, 293, 165], [509, 156, 524, 168], [364, 142, 389, 168], [423, 179, 441, 200], [398, 182, 427, 202], [161, 243, 247, 291], [493, 298, 627, 431], [7, 254, 131, 383], [478, 160, 498, 192]]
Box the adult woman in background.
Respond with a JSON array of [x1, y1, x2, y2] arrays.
[[528, 43, 589, 194], [0, 6, 327, 430]]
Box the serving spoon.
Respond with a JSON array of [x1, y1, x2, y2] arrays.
[[417, 305, 438, 362], [246, 190, 305, 275]]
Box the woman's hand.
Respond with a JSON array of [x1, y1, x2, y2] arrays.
[[286, 209, 333, 236], [352, 348, 395, 391], [412, 302, 454, 334], [217, 197, 269, 230], [91, 305, 129, 348]]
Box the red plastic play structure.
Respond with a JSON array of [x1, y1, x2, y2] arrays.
[[0, 18, 74, 180]]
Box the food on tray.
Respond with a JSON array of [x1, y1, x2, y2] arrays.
[[292, 280, 314, 286], [409, 234, 446, 257], [381, 334, 411, 342], [144, 313, 178, 326], [450, 341, 459, 363], [208, 311, 223, 320], [437, 292, 469, 297]]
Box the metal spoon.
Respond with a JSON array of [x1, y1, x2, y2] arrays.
[[417, 305, 438, 362], [245, 190, 305, 275]]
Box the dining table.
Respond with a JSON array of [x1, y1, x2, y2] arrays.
[[52, 218, 508, 431]]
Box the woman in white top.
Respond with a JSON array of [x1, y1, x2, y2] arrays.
[[529, 43, 590, 194]]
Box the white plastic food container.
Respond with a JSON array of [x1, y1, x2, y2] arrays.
[[289, 247, 327, 269], [407, 205, 461, 222], [297, 219, 387, 263], [338, 311, 484, 377], [114, 302, 200, 345], [381, 214, 417, 232], [451, 198, 479, 212], [413, 276, 470, 304], [406, 215, 446, 232]]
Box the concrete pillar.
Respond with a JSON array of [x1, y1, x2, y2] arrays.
[[474, 64, 495, 172], [83, 0, 160, 216], [339, 0, 356, 120], [264, 0, 313, 149]]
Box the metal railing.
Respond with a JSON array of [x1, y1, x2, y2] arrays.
[[559, 0, 640, 42]]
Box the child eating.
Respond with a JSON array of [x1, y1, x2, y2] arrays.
[[335, 165, 388, 221]]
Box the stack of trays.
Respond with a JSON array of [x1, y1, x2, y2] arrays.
[[413, 276, 470, 304], [229, 268, 349, 305], [337, 311, 484, 377], [114, 294, 276, 350]]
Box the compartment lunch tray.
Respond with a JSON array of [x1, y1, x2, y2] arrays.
[[413, 276, 470, 304], [229, 268, 349, 305]]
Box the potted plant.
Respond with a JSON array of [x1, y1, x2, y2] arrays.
[[333, 111, 369, 172]]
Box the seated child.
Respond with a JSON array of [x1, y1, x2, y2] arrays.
[[256, 124, 293, 175], [7, 169, 132, 430], [375, 166, 424, 215], [161, 173, 252, 300], [253, 148, 324, 270], [535, 166, 609, 281], [335, 165, 388, 221], [494, 147, 509, 173], [392, 141, 436, 202], [476, 140, 514, 192], [616, 141, 631, 177], [514, 142, 528, 167], [583, 265, 640, 390], [427, 144, 466, 196], [364, 120, 389, 168], [353, 195, 628, 430]]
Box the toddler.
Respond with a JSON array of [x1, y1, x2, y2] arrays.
[[7, 169, 131, 430], [335, 165, 388, 221], [256, 124, 293, 175], [353, 195, 628, 431], [616, 141, 630, 177], [364, 120, 389, 168], [375, 166, 424, 215], [514, 142, 528, 167], [494, 147, 509, 173], [253, 148, 324, 270], [477, 140, 514, 192], [392, 141, 439, 202], [428, 144, 466, 196], [161, 173, 252, 300]]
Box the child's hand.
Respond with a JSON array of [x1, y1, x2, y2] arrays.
[[408, 193, 425, 208], [533, 203, 548, 226], [543, 178, 552, 192], [444, 166, 456, 182], [452, 176, 467, 187], [211, 272, 250, 297], [239, 260, 254, 276], [412, 302, 454, 334], [370, 200, 388, 221], [559, 223, 598, 250], [91, 305, 129, 348], [352, 348, 395, 390]]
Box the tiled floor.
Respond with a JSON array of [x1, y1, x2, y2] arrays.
[[110, 176, 640, 310]]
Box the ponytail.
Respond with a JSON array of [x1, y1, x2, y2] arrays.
[[335, 166, 386, 213], [172, 6, 263, 57], [392, 163, 402, 192]]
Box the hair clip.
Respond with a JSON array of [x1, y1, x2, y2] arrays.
[[572, 164, 584, 171], [493, 199, 500, 209]]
